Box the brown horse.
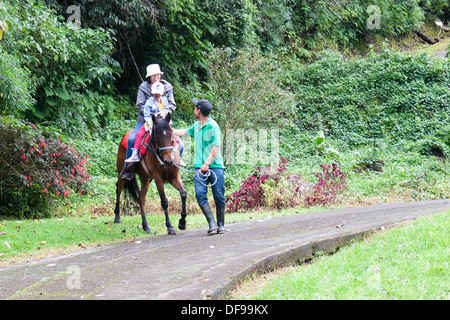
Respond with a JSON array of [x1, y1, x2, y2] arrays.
[[114, 113, 187, 235]]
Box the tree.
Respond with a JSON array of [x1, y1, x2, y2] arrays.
[[2, 0, 121, 136], [205, 48, 295, 164]]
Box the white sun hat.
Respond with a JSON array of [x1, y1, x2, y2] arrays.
[[151, 81, 165, 95], [145, 64, 164, 78]]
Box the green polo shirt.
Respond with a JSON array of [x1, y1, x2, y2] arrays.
[[185, 117, 224, 169]]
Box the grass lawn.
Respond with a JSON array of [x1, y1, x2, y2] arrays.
[[232, 209, 450, 300]]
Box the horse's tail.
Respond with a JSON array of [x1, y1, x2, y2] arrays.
[[123, 177, 140, 202]]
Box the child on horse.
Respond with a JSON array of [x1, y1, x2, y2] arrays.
[[125, 81, 168, 163]]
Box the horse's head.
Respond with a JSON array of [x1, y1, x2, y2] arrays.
[[152, 113, 174, 166]]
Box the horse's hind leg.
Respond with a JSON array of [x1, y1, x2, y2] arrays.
[[138, 177, 151, 234], [115, 143, 126, 224], [114, 179, 124, 224]]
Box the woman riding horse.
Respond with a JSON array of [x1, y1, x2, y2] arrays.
[[121, 64, 176, 181], [115, 113, 187, 235]]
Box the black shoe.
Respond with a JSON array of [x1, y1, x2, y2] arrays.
[[200, 203, 217, 235], [216, 206, 226, 234], [121, 168, 133, 181]]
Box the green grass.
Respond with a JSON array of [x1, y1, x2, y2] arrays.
[[236, 210, 450, 300]]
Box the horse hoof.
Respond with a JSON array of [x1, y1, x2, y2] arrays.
[[178, 221, 186, 231], [168, 228, 176, 235], [114, 219, 121, 224], [143, 227, 151, 234]]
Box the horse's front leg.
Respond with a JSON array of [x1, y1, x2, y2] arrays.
[[114, 180, 124, 224], [139, 177, 151, 234], [155, 176, 176, 235], [178, 188, 187, 230], [170, 175, 187, 230]]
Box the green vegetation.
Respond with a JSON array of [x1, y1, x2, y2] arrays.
[[233, 210, 450, 300], [1, 0, 121, 136], [0, 0, 449, 268]]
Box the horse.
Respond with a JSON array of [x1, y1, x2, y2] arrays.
[[114, 113, 187, 235]]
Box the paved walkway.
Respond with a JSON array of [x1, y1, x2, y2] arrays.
[[0, 199, 449, 300]]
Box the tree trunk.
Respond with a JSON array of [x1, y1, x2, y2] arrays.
[[414, 31, 437, 44]]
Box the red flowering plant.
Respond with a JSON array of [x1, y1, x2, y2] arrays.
[[226, 157, 304, 212], [0, 118, 90, 217], [304, 162, 348, 207]]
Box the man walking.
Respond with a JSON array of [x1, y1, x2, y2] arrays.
[[173, 99, 226, 235]]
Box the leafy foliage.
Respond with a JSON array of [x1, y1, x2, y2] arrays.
[[292, 49, 450, 148], [290, 0, 425, 50], [226, 173, 265, 213], [1, 0, 121, 134], [0, 49, 37, 114], [1, 0, 449, 219]]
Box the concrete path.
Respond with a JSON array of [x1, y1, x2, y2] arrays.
[[0, 199, 449, 300]]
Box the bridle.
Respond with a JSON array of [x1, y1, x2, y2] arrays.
[[152, 134, 175, 167]]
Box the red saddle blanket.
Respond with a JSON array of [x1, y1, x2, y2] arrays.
[[120, 130, 151, 156]]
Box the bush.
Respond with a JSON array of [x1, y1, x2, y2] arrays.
[[305, 162, 348, 207], [226, 158, 312, 212], [0, 117, 90, 217], [226, 170, 266, 213], [292, 49, 450, 147], [261, 172, 312, 209]]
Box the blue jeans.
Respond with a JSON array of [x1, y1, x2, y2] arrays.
[[178, 139, 184, 157], [125, 121, 144, 167], [194, 168, 225, 207]]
